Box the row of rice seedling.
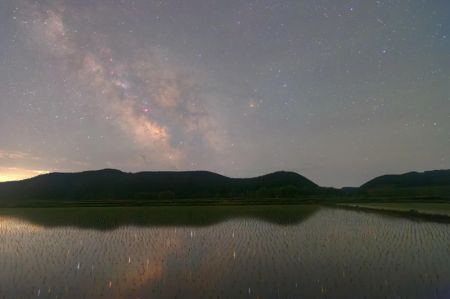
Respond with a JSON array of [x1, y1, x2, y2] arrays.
[[0, 207, 448, 298]]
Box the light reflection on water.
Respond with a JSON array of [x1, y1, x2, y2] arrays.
[[0, 206, 449, 299]]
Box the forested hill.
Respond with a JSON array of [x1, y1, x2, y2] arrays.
[[1, 169, 448, 203], [361, 170, 450, 188], [0, 169, 321, 201], [358, 170, 450, 198]]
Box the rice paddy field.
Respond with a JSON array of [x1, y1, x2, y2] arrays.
[[0, 205, 449, 299], [340, 202, 450, 217]]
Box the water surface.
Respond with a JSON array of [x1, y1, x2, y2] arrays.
[[0, 205, 448, 298]]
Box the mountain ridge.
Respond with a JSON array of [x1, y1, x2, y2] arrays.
[[361, 169, 450, 189], [0, 168, 448, 203], [0, 169, 320, 201]]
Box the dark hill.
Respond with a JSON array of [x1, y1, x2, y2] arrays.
[[361, 170, 450, 189], [358, 169, 450, 199], [0, 169, 319, 201]]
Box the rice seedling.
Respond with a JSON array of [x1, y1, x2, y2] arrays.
[[0, 206, 448, 298]]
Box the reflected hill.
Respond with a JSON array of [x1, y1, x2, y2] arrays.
[[0, 205, 320, 230]]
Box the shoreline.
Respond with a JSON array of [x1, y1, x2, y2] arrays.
[[336, 203, 450, 224]]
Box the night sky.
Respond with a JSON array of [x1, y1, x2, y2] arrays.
[[0, 0, 449, 187]]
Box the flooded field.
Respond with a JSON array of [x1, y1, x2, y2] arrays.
[[0, 205, 449, 299]]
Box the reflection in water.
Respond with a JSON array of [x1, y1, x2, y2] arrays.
[[0, 205, 319, 229], [0, 206, 449, 298]]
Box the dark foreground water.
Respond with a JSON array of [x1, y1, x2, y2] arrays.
[[0, 205, 449, 299]]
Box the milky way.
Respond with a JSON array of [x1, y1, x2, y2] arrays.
[[0, 0, 449, 186]]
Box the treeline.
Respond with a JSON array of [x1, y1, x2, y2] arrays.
[[133, 185, 340, 200]]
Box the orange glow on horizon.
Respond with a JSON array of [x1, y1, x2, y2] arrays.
[[0, 167, 49, 182]]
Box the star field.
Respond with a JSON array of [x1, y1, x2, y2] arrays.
[[0, 0, 449, 186]]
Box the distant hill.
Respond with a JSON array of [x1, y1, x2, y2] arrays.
[[359, 170, 450, 198], [361, 170, 450, 188], [1, 169, 448, 205], [0, 169, 321, 202]]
